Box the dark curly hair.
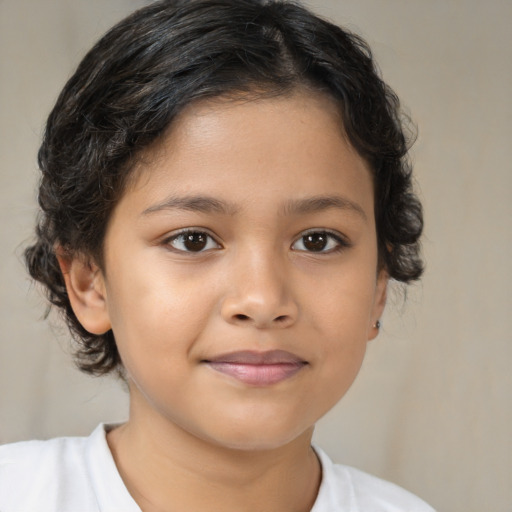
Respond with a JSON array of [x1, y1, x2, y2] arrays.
[[25, 0, 423, 376]]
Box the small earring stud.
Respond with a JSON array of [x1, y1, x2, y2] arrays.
[[374, 320, 381, 329]]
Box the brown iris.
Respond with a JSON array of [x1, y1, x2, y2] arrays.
[[302, 232, 328, 252], [183, 232, 208, 251]]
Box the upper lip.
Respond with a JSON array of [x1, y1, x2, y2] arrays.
[[204, 350, 307, 365]]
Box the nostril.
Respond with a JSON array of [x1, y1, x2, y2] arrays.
[[234, 314, 250, 321], [275, 315, 289, 323]]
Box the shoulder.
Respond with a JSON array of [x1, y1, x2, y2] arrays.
[[334, 465, 436, 512], [0, 430, 98, 512], [0, 432, 88, 465], [313, 446, 436, 512]]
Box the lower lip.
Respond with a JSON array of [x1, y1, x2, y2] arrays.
[[207, 362, 305, 386]]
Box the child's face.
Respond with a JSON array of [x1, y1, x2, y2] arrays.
[[72, 92, 387, 450]]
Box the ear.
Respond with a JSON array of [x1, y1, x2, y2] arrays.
[[368, 269, 388, 341], [57, 251, 111, 335]]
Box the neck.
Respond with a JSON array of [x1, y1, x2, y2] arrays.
[[107, 392, 321, 512]]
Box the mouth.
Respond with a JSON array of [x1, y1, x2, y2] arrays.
[[203, 350, 308, 386]]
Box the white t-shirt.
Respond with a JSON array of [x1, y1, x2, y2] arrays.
[[0, 424, 435, 512]]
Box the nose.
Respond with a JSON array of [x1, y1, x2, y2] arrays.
[[220, 250, 298, 329]]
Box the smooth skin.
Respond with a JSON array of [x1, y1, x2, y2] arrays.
[[59, 91, 388, 512]]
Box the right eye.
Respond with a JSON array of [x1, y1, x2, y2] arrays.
[[165, 230, 221, 253]]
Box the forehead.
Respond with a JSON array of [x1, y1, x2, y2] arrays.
[[122, 91, 374, 218]]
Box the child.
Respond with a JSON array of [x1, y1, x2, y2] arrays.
[[0, 0, 434, 510]]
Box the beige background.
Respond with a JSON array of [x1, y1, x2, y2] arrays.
[[1, 1, 510, 511]]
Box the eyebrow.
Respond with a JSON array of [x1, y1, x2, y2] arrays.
[[142, 195, 239, 216], [281, 195, 367, 221], [141, 193, 367, 221]]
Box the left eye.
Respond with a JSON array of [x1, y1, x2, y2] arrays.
[[291, 231, 345, 253], [166, 231, 220, 252]]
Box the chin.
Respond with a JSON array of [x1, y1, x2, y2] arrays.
[[200, 422, 315, 453]]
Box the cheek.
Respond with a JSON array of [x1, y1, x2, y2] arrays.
[[304, 267, 377, 340], [302, 267, 376, 395], [103, 258, 217, 375]]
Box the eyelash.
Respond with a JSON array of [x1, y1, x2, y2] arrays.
[[162, 229, 350, 254], [291, 230, 351, 254], [163, 229, 221, 253]]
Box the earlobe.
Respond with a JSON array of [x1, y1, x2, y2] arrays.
[[368, 270, 388, 341], [57, 252, 111, 335]]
